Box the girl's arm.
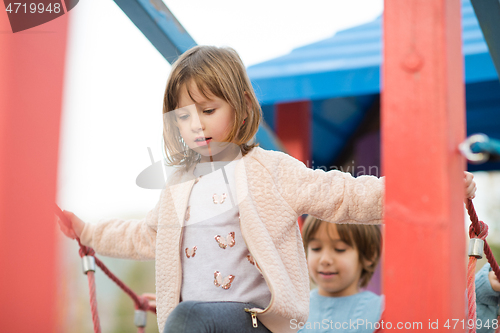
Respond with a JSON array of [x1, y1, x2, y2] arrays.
[[273, 153, 476, 225], [274, 154, 384, 224], [78, 198, 161, 260], [58, 191, 163, 260], [476, 263, 500, 333]]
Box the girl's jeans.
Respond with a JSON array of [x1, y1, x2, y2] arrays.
[[163, 301, 272, 333]]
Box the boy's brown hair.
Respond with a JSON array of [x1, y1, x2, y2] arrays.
[[302, 216, 382, 288], [162, 45, 262, 168]]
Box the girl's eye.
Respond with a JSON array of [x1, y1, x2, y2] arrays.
[[310, 247, 321, 252], [178, 115, 189, 120], [204, 109, 215, 114], [335, 248, 347, 253]]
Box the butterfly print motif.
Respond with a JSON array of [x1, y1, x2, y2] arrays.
[[212, 193, 227, 204], [214, 232, 235, 249], [246, 254, 263, 274], [185, 246, 197, 258], [246, 254, 256, 265], [214, 271, 235, 289]]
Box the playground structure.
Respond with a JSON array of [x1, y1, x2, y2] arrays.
[[1, 0, 500, 332]]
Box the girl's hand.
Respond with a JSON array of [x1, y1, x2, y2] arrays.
[[488, 270, 500, 292], [142, 293, 156, 308], [57, 210, 85, 240], [464, 171, 476, 200]]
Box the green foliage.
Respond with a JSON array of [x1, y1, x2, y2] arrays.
[[111, 260, 157, 333], [488, 242, 500, 265]]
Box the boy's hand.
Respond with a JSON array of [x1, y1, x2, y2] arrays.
[[488, 271, 500, 292], [57, 210, 85, 240], [464, 171, 476, 200]]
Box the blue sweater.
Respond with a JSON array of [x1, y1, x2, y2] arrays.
[[476, 263, 500, 333], [298, 289, 383, 333], [298, 265, 499, 333]]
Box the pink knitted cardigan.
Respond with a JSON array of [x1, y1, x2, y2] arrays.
[[81, 147, 384, 332]]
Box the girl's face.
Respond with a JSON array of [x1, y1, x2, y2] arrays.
[[174, 81, 241, 163], [307, 223, 363, 297]]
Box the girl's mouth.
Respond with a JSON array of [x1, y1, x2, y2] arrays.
[[195, 137, 212, 146]]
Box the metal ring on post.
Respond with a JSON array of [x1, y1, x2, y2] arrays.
[[468, 238, 485, 258], [82, 255, 96, 274], [459, 134, 490, 164], [134, 310, 147, 327]]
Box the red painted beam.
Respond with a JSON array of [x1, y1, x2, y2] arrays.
[[275, 101, 311, 230], [382, 0, 466, 329], [0, 12, 68, 333], [275, 101, 311, 164]]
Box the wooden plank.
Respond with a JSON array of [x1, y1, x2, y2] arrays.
[[382, 0, 466, 329]]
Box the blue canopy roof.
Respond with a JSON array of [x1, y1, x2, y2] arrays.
[[248, 0, 500, 171], [248, 0, 498, 104]]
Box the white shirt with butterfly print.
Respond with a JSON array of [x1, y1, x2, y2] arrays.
[[180, 159, 272, 308]]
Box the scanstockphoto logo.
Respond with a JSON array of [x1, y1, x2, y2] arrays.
[[136, 147, 166, 190], [4, 0, 79, 33], [136, 145, 249, 227]]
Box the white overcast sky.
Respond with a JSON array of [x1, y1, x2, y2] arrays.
[[57, 0, 499, 233]]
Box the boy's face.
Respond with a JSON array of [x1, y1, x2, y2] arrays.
[[307, 223, 363, 297], [173, 81, 239, 162]]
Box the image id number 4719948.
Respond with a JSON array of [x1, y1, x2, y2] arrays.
[[6, 3, 62, 14], [442, 319, 498, 330]]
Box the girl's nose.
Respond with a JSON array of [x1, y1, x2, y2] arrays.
[[190, 113, 204, 132]]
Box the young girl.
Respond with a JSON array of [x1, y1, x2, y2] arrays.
[[58, 45, 476, 333], [298, 216, 383, 333]]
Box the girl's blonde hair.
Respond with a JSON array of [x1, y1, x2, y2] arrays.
[[162, 45, 262, 167], [302, 216, 382, 288]]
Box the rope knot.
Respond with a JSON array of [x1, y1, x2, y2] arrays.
[[136, 296, 150, 311], [469, 220, 488, 240], [78, 245, 96, 258]]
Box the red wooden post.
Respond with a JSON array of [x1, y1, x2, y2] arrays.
[[0, 12, 69, 332], [382, 0, 466, 330], [275, 101, 311, 230], [275, 101, 311, 164]]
